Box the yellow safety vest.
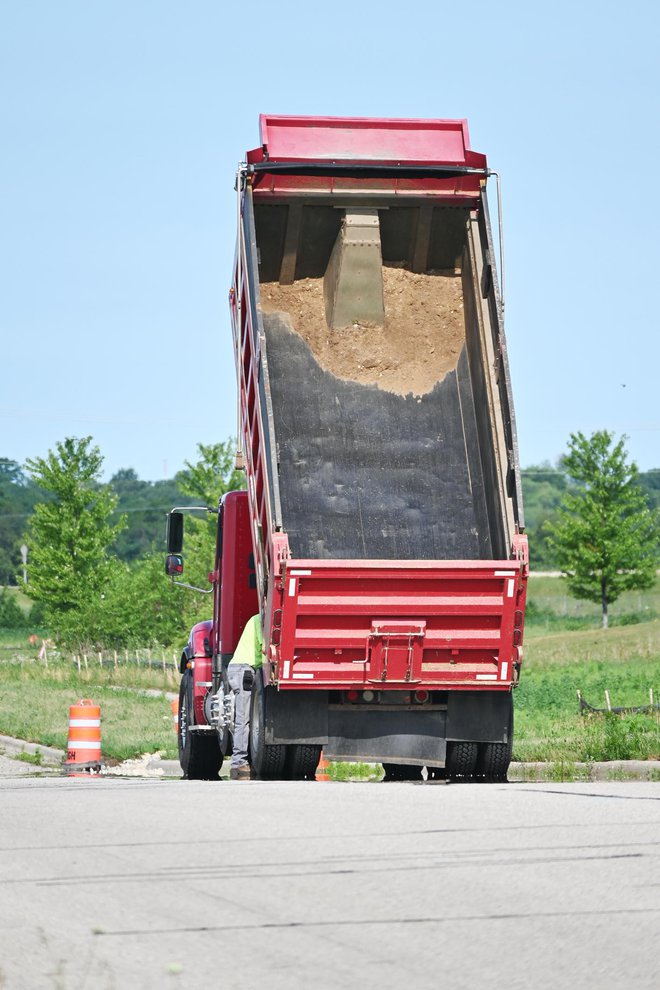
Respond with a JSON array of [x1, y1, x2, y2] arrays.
[[228, 614, 263, 669]]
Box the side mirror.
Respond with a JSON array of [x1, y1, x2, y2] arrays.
[[166, 511, 184, 553], [242, 668, 255, 692], [165, 554, 184, 577]]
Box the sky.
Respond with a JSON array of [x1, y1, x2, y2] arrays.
[[2, 0, 658, 481]]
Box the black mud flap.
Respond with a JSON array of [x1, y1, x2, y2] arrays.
[[446, 691, 512, 743], [326, 707, 447, 765], [265, 689, 329, 745]]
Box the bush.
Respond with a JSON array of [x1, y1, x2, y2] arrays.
[[0, 589, 28, 629], [55, 554, 212, 651]]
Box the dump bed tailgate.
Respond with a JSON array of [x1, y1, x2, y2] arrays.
[[270, 559, 526, 691]]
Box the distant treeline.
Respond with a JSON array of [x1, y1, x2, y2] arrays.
[[522, 464, 660, 569], [0, 460, 199, 585], [1, 456, 659, 584]]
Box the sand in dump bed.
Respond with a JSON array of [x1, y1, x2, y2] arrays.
[[259, 265, 465, 397]]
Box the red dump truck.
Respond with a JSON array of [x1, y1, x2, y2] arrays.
[[166, 114, 528, 782]]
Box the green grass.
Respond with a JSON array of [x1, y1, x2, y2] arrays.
[[0, 627, 48, 648], [513, 619, 660, 762], [526, 574, 660, 628], [0, 655, 179, 762], [327, 761, 381, 781]]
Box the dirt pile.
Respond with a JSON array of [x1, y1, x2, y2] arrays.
[[260, 266, 465, 397]]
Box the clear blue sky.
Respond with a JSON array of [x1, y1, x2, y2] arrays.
[[2, 0, 658, 480]]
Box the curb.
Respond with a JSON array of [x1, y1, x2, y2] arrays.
[[0, 734, 65, 765], [0, 734, 180, 776]]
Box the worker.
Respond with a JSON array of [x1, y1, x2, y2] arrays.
[[226, 614, 263, 780]]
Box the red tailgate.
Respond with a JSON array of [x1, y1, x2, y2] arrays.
[[268, 559, 526, 691]]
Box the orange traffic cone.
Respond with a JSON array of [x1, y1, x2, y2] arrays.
[[65, 699, 102, 773], [171, 698, 179, 733], [316, 753, 330, 781]]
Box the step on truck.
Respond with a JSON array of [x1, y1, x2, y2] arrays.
[[166, 114, 528, 782]]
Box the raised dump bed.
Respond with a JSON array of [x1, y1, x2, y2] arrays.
[[256, 197, 517, 562]]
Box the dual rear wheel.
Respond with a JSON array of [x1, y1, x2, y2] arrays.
[[383, 738, 512, 784], [384, 696, 514, 783], [445, 698, 514, 782], [443, 738, 512, 782], [249, 679, 321, 781]]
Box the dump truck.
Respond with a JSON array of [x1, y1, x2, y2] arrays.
[[166, 114, 528, 782]]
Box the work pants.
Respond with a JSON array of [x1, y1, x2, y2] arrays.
[[227, 663, 251, 769]]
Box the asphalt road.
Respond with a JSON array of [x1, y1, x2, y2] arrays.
[[0, 768, 659, 990]]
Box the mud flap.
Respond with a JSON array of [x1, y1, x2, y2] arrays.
[[264, 689, 329, 745]]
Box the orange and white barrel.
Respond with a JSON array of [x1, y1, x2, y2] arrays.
[[171, 698, 179, 732], [65, 699, 102, 769]]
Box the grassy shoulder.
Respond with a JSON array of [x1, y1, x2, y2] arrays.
[[513, 619, 660, 762], [0, 653, 179, 762]]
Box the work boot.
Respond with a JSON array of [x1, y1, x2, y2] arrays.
[[229, 765, 252, 781]]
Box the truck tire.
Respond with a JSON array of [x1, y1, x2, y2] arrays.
[[446, 741, 478, 781], [249, 679, 286, 780], [284, 744, 322, 780], [476, 697, 514, 782], [178, 671, 223, 780]]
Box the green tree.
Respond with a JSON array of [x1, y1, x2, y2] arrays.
[[0, 588, 28, 629], [521, 463, 566, 569], [70, 554, 199, 649], [547, 431, 660, 628], [639, 469, 660, 512], [176, 440, 243, 506], [24, 437, 126, 644], [0, 458, 46, 585], [172, 440, 243, 596], [109, 468, 196, 562]]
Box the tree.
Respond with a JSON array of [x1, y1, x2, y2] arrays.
[[175, 440, 243, 506], [521, 462, 567, 569], [173, 440, 243, 594], [0, 588, 28, 629], [0, 458, 45, 585], [547, 431, 660, 629], [69, 554, 201, 649], [109, 468, 195, 562], [24, 437, 126, 643]]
